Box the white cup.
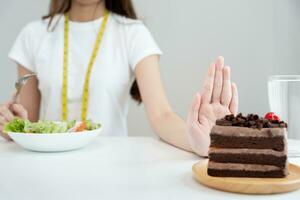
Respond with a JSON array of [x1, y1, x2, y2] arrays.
[[268, 75, 300, 139]]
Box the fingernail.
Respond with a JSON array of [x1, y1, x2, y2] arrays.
[[13, 104, 19, 110]]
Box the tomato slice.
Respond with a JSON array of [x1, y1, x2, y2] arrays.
[[74, 122, 87, 132]]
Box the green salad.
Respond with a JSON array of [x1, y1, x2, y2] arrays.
[[4, 118, 101, 134]]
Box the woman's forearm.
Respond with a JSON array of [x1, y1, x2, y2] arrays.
[[133, 56, 195, 152], [17, 65, 41, 122], [150, 111, 193, 152]]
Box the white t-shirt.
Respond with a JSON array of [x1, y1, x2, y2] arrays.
[[9, 13, 162, 136]]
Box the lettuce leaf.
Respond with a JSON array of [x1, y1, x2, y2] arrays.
[[3, 118, 26, 133], [23, 121, 68, 133], [85, 119, 101, 130], [67, 120, 76, 129]]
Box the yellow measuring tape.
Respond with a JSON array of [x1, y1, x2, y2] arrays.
[[62, 10, 109, 121]]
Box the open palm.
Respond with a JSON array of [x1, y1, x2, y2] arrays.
[[187, 57, 238, 156]]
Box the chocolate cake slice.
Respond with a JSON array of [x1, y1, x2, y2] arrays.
[[207, 113, 289, 178]]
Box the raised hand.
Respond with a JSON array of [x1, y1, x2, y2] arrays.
[[187, 56, 238, 156]]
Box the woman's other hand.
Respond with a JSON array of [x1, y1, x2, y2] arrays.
[[187, 56, 238, 156], [0, 101, 28, 141]]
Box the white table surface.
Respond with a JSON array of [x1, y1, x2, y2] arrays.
[[0, 137, 300, 200]]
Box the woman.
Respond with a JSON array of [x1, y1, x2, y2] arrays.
[[0, 0, 238, 156]]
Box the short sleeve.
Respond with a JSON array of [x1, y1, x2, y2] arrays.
[[127, 23, 162, 71], [8, 23, 36, 72]]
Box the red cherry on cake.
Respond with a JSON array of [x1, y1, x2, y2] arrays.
[[264, 112, 280, 121]]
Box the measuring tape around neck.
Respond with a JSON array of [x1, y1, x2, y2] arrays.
[[62, 10, 109, 121]]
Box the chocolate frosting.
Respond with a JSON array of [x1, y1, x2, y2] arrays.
[[211, 125, 287, 137], [209, 147, 287, 157], [208, 161, 283, 171], [216, 113, 288, 129]]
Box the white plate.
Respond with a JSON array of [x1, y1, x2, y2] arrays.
[[7, 128, 101, 152]]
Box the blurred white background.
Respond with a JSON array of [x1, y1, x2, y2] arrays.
[[0, 0, 299, 136]]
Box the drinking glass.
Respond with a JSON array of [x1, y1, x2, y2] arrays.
[[268, 75, 300, 139]]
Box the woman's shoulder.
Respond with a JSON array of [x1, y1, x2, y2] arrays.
[[22, 19, 46, 31], [110, 13, 151, 37], [110, 12, 144, 26], [20, 15, 63, 35]]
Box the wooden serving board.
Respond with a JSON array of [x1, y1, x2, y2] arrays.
[[192, 159, 300, 194]]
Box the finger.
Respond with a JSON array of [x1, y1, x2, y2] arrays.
[[0, 115, 8, 125], [10, 90, 17, 101], [0, 131, 12, 141], [229, 83, 238, 115], [201, 62, 216, 103], [4, 100, 13, 107], [221, 66, 232, 106], [212, 56, 224, 102], [0, 106, 14, 121], [12, 104, 28, 119], [187, 93, 201, 125], [11, 91, 17, 97]]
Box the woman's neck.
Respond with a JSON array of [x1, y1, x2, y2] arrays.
[[69, 1, 105, 22]]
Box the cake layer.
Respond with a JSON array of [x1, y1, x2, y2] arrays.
[[207, 168, 287, 178], [207, 161, 288, 178], [211, 126, 287, 151], [209, 147, 287, 168], [210, 126, 286, 151], [210, 135, 285, 151]]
